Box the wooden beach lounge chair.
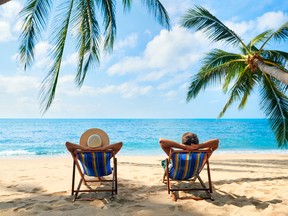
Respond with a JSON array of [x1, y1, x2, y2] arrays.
[[66, 128, 118, 201], [163, 148, 214, 201]]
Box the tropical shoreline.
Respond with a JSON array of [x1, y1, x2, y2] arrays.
[[0, 153, 287, 216]]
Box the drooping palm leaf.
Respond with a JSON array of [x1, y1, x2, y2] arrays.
[[74, 0, 101, 87], [19, 0, 53, 70], [260, 75, 288, 147], [259, 22, 288, 51], [218, 66, 261, 117], [247, 30, 272, 51], [261, 50, 288, 68], [140, 0, 170, 30], [39, 0, 74, 113], [98, 0, 117, 52], [181, 5, 248, 51], [19, 0, 171, 114], [187, 49, 246, 100], [122, 0, 132, 11]]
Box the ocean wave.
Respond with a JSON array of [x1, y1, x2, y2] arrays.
[[0, 150, 36, 156]]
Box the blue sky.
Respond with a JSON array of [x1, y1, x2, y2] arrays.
[[0, 0, 287, 118]]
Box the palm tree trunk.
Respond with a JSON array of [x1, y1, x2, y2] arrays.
[[254, 59, 288, 84], [0, 0, 11, 5]]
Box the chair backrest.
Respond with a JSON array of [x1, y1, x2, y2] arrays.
[[76, 150, 113, 177], [169, 149, 211, 180]]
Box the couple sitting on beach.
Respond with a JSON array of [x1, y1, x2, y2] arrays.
[[65, 128, 219, 201], [66, 129, 218, 156], [66, 129, 218, 162]]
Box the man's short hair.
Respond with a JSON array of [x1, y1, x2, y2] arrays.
[[182, 132, 199, 145]]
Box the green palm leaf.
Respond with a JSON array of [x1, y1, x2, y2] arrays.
[[39, 0, 74, 113], [259, 22, 288, 51], [260, 75, 288, 147], [140, 0, 170, 30], [98, 0, 117, 52], [19, 0, 53, 70], [181, 5, 247, 50], [187, 49, 247, 101], [261, 50, 288, 68], [247, 30, 271, 51], [219, 67, 260, 117], [122, 0, 132, 11], [74, 0, 101, 87], [19, 0, 171, 114]]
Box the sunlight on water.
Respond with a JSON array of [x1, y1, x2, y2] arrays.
[[0, 118, 283, 157]]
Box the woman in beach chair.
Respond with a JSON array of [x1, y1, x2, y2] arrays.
[[159, 132, 218, 201], [66, 128, 123, 201]]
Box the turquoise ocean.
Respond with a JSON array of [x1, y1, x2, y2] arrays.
[[0, 118, 287, 157]]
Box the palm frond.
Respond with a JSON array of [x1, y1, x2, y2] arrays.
[[259, 22, 288, 51], [270, 21, 288, 42], [98, 0, 117, 52], [261, 50, 288, 68], [19, 0, 53, 70], [260, 74, 288, 147], [122, 0, 132, 12], [140, 0, 170, 30], [181, 5, 248, 51], [73, 0, 101, 87], [218, 67, 260, 117], [222, 61, 247, 93], [187, 49, 247, 101], [247, 30, 272, 51], [39, 0, 74, 114], [186, 69, 224, 101], [202, 49, 246, 70]]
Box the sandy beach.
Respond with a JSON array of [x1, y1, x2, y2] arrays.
[[0, 153, 287, 216]]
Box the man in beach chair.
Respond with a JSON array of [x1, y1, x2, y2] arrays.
[[66, 128, 123, 201], [159, 132, 218, 201]]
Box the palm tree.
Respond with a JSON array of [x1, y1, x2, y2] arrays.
[[17, 0, 170, 113], [181, 5, 288, 147]]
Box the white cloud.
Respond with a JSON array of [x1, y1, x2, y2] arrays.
[[0, 75, 39, 94], [62, 52, 78, 67], [224, 11, 288, 43], [114, 33, 138, 51], [256, 11, 287, 31], [55, 75, 152, 99], [225, 20, 255, 38], [34, 41, 52, 68], [157, 72, 191, 90], [161, 90, 177, 101], [0, 21, 12, 42], [0, 1, 22, 20], [0, 0, 22, 42], [137, 70, 167, 82], [117, 82, 152, 98], [107, 56, 146, 76], [107, 25, 210, 77]]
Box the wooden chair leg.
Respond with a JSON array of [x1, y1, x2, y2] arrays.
[[73, 178, 83, 202], [71, 161, 76, 195]]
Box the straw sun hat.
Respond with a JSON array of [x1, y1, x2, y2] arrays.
[[79, 128, 110, 148]]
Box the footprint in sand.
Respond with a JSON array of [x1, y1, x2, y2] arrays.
[[7, 184, 18, 188], [31, 187, 42, 193]]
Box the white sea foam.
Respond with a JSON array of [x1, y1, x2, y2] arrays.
[[0, 150, 35, 156]]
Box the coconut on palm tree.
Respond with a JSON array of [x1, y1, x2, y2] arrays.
[[181, 6, 288, 147], [17, 0, 170, 113]]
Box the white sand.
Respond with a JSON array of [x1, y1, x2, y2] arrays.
[[0, 153, 287, 216]]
